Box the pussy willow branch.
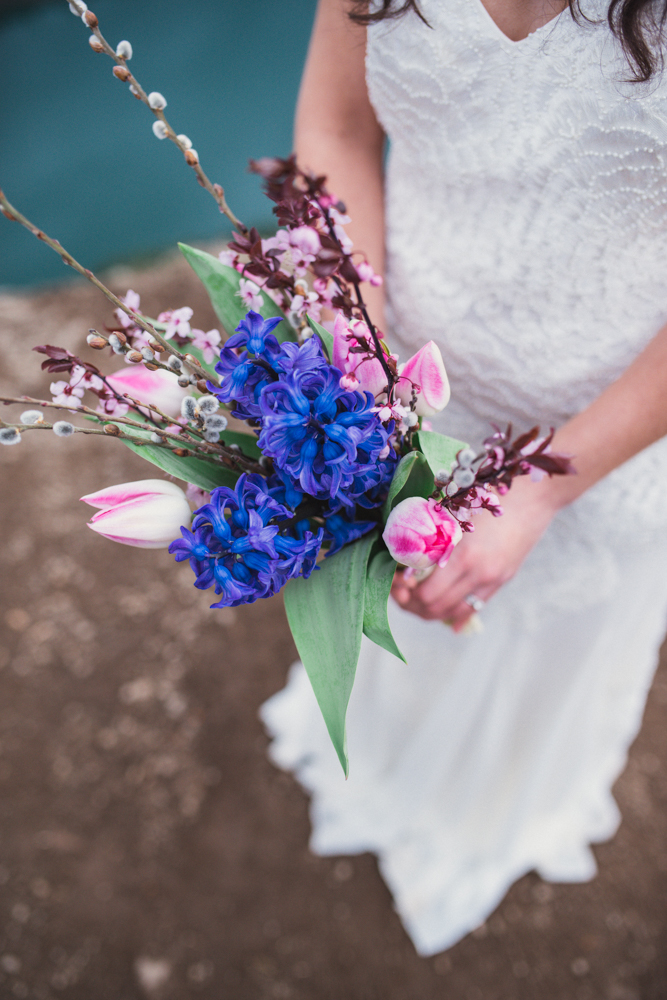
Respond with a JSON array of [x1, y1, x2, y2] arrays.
[[0, 395, 261, 473], [0, 190, 216, 387], [67, 0, 247, 234]]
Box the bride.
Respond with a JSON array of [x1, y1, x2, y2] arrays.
[[262, 0, 667, 954]]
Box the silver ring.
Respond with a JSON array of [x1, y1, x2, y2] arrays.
[[464, 593, 485, 613]]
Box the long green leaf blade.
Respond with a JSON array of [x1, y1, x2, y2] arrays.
[[178, 243, 295, 343], [414, 429, 468, 478], [121, 437, 240, 491], [306, 315, 334, 362], [284, 531, 377, 776], [363, 546, 405, 663], [382, 450, 434, 521]]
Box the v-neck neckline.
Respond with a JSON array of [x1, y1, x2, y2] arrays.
[[470, 0, 567, 46]]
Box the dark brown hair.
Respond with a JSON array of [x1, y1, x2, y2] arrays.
[[348, 0, 667, 82]]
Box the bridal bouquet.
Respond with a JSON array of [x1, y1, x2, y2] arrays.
[[0, 1, 571, 774]]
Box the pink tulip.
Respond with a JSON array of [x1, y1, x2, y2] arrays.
[[80, 479, 191, 548], [105, 365, 188, 418], [332, 314, 388, 398], [395, 341, 450, 416], [383, 496, 462, 571]]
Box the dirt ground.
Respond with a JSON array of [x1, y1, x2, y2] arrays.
[[0, 254, 666, 1000]]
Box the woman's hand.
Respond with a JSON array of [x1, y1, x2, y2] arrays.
[[390, 476, 559, 631]]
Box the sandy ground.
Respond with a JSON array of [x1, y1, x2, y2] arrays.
[[0, 254, 666, 1000]]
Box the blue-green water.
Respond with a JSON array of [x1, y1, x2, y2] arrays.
[[0, 0, 316, 287]]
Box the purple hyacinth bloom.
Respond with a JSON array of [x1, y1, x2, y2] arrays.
[[211, 311, 285, 420], [258, 366, 396, 507], [322, 511, 377, 555], [169, 473, 323, 608]]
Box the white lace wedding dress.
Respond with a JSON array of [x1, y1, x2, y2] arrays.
[[261, 0, 667, 955]]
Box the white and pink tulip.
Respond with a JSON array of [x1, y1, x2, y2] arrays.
[[396, 341, 450, 416], [81, 479, 191, 549], [383, 496, 462, 572], [105, 365, 188, 418]]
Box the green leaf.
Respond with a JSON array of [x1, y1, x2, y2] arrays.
[[118, 424, 240, 491], [284, 531, 378, 776], [219, 429, 262, 461], [178, 243, 296, 343], [382, 451, 434, 521], [363, 545, 405, 663], [306, 315, 334, 362], [414, 429, 468, 478]]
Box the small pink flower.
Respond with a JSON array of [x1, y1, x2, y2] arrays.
[[332, 313, 387, 399], [289, 225, 321, 257], [115, 289, 141, 330], [190, 327, 221, 365], [218, 249, 237, 267], [70, 364, 104, 393], [185, 483, 210, 507], [339, 373, 359, 391], [355, 260, 383, 287], [395, 341, 450, 416], [383, 496, 463, 571], [159, 307, 193, 340], [95, 395, 130, 418], [50, 380, 84, 409], [105, 365, 188, 418], [238, 278, 263, 311], [313, 277, 335, 308], [81, 479, 191, 549]]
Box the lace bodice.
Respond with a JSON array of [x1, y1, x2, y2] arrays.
[[367, 0, 667, 556]]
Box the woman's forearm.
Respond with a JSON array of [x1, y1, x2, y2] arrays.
[[295, 0, 386, 325], [539, 320, 667, 510]]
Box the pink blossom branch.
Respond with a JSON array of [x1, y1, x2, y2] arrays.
[[68, 1, 247, 234]]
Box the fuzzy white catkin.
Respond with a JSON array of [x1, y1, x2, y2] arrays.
[[453, 467, 475, 488], [53, 421, 75, 438], [197, 396, 219, 416], [204, 414, 227, 432], [167, 356, 182, 371], [457, 448, 477, 468], [20, 410, 43, 425], [187, 149, 199, 163], [203, 428, 221, 443], [69, 1, 87, 14], [88, 34, 103, 51], [176, 134, 193, 150], [181, 397, 198, 421], [152, 121, 168, 140], [116, 40, 133, 59], [147, 92, 167, 110], [0, 428, 21, 446]]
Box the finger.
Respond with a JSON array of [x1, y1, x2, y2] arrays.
[[448, 601, 475, 632], [416, 569, 475, 621]]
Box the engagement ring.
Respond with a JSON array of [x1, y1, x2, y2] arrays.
[[464, 593, 485, 613]]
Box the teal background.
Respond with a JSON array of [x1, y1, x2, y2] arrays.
[[0, 0, 316, 287]]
